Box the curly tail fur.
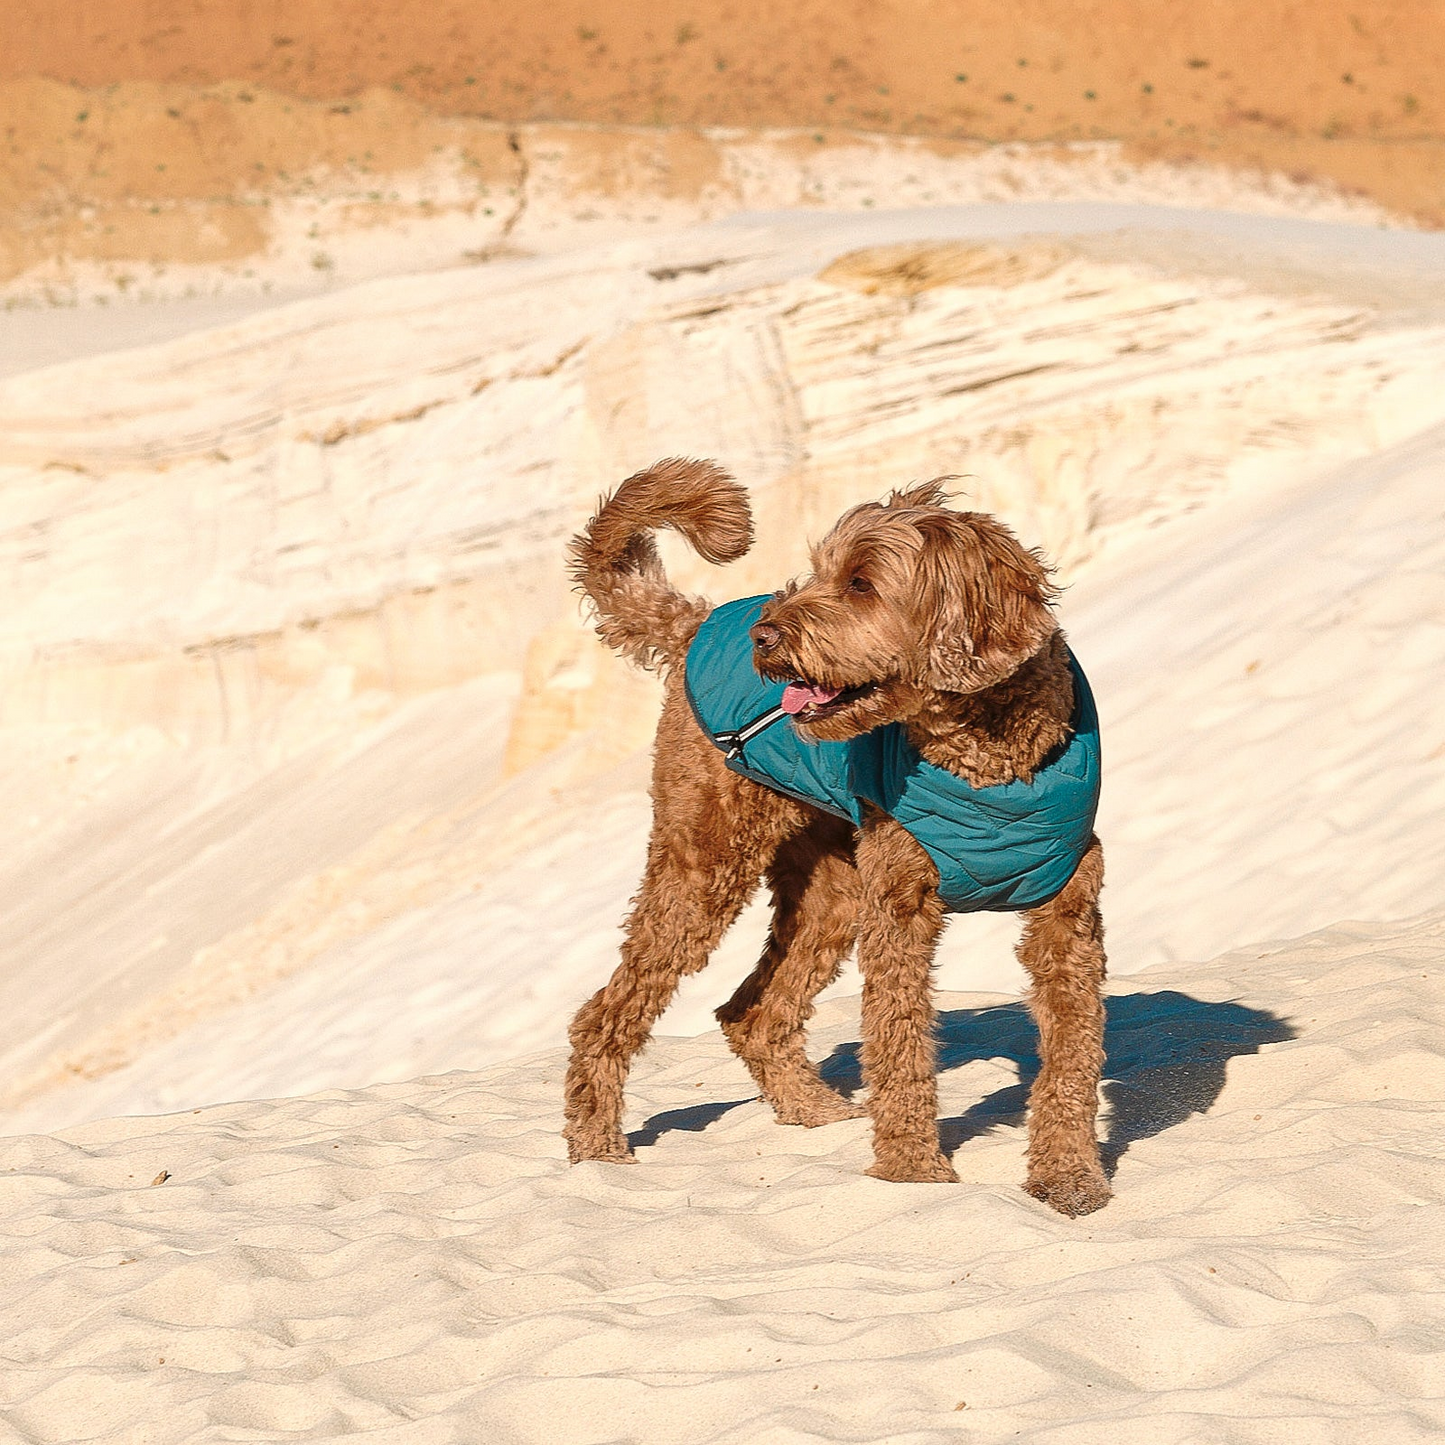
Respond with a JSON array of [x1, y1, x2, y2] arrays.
[[568, 457, 754, 671]]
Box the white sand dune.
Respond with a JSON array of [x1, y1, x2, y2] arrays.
[[4, 203, 1445, 1135], [3, 182, 1445, 1440], [9, 401, 1445, 1141], [2, 910, 1442, 1443]]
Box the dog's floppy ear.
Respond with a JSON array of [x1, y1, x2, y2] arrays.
[[913, 511, 1058, 691]]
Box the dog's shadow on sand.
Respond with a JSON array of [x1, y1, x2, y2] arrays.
[[631, 991, 1294, 1174]]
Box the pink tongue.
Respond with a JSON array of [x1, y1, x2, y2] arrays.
[[781, 682, 842, 715]]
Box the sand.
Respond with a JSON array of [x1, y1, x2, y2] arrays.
[[2, 910, 1443, 1443], [2, 115, 1445, 1438], [4, 203, 1445, 1138]]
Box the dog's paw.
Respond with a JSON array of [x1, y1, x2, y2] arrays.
[[773, 1094, 868, 1127], [565, 1131, 636, 1165], [1024, 1167, 1112, 1217], [567, 1147, 636, 1165], [867, 1149, 959, 1184]]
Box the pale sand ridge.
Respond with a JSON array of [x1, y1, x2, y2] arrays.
[[3, 205, 1445, 1131], [8, 405, 1445, 1137]]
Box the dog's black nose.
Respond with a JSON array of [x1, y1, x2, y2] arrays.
[[750, 622, 782, 653]]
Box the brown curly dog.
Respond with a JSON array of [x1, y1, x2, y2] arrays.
[[563, 458, 1110, 1216]]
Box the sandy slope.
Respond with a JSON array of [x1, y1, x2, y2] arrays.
[[2, 107, 1444, 1444], [2, 909, 1442, 1443], [4, 204, 1445, 1136], [10, 401, 1445, 1139], [2, 101, 1401, 310]]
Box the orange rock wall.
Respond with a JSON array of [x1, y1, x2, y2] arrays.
[[3, 0, 1441, 285], [7, 1, 1442, 146]]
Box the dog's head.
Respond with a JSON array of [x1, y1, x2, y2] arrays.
[[751, 482, 1058, 741]]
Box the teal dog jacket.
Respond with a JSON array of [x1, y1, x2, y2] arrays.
[[683, 595, 1101, 913]]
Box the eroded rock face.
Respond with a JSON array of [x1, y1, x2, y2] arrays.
[[4, 207, 1445, 1131], [0, 84, 1409, 311], [6, 222, 1444, 759]]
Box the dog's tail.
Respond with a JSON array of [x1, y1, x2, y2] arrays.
[[568, 457, 753, 671]]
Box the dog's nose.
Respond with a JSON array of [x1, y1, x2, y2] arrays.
[[750, 622, 782, 653]]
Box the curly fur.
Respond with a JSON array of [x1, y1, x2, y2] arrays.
[[563, 460, 1110, 1217]]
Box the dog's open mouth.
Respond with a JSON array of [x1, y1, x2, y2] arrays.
[[780, 679, 878, 720]]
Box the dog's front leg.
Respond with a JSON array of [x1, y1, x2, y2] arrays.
[[1016, 834, 1111, 1216], [855, 815, 958, 1184]]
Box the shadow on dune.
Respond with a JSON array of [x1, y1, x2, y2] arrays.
[[628, 1098, 752, 1151], [632, 991, 1294, 1172], [816, 991, 1295, 1173]]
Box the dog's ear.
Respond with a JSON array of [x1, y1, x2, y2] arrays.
[[913, 512, 1057, 691]]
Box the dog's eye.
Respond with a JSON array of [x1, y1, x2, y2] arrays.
[[847, 575, 873, 596]]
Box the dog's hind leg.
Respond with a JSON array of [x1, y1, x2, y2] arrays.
[[855, 815, 958, 1183], [1016, 834, 1111, 1217], [715, 814, 865, 1127]]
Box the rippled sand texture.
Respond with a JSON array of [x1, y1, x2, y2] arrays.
[[3, 911, 1443, 1443]]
